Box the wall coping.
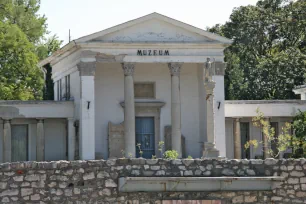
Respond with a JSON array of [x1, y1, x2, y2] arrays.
[[1, 158, 305, 171], [119, 177, 285, 192]]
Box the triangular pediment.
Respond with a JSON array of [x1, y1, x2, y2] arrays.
[[75, 13, 232, 44]]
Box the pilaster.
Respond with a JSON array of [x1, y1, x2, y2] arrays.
[[3, 119, 11, 162], [77, 61, 96, 160], [36, 118, 45, 161]]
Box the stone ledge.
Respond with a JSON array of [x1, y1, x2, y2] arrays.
[[119, 177, 285, 192]]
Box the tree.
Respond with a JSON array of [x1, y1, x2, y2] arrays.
[[245, 109, 293, 158], [36, 35, 62, 61], [0, 0, 47, 44], [208, 0, 306, 100], [292, 110, 306, 158], [0, 0, 62, 100], [0, 22, 44, 100]]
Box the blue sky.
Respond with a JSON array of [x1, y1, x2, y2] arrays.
[[39, 0, 258, 44]]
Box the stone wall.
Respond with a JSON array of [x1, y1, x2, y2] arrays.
[[0, 158, 306, 203]]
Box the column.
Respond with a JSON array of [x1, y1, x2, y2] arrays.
[[36, 119, 45, 161], [168, 63, 183, 158], [263, 118, 270, 159], [233, 118, 242, 159], [67, 118, 76, 160], [77, 61, 96, 160], [3, 119, 11, 162], [122, 63, 136, 158], [203, 81, 220, 157]]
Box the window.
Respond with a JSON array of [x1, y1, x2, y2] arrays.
[[134, 82, 155, 99], [240, 122, 250, 159], [57, 75, 71, 101], [11, 125, 28, 162], [57, 80, 60, 101], [64, 75, 70, 100]]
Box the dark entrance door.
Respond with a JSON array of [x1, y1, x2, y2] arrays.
[[136, 117, 155, 158]]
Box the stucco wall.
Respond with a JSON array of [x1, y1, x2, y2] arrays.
[[94, 63, 202, 159], [0, 119, 67, 163], [0, 158, 305, 203]]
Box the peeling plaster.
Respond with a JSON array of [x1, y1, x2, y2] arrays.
[[95, 53, 126, 63], [0, 106, 25, 118]]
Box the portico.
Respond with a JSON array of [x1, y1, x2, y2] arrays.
[[75, 56, 226, 159]]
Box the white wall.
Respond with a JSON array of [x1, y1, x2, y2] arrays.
[[225, 118, 234, 159], [0, 118, 67, 162], [213, 75, 226, 157], [95, 63, 201, 159], [70, 70, 81, 119], [44, 119, 67, 161]]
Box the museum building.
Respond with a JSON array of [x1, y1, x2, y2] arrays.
[[0, 13, 305, 163]]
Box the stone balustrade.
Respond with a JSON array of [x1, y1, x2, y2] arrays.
[[0, 158, 306, 203]]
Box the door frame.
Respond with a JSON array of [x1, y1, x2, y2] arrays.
[[120, 100, 165, 158], [135, 116, 155, 158]]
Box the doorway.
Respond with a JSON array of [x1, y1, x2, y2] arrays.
[[136, 117, 155, 158]]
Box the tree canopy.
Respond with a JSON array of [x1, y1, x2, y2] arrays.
[[208, 0, 306, 100], [0, 0, 62, 100]]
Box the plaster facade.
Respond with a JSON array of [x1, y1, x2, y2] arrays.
[[1, 13, 306, 163]]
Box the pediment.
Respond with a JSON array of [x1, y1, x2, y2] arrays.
[[76, 13, 232, 44], [92, 19, 213, 43]]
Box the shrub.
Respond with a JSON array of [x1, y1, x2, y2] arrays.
[[163, 150, 179, 159]]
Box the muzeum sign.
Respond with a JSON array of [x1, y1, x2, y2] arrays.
[[137, 50, 169, 56]]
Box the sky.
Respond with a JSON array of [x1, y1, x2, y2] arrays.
[[39, 0, 258, 44]]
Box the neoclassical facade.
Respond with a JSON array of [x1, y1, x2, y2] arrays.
[[0, 13, 305, 162]]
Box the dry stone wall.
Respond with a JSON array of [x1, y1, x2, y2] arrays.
[[0, 158, 306, 203]]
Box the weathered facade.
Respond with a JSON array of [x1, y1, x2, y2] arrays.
[[0, 158, 306, 203], [0, 13, 306, 163]]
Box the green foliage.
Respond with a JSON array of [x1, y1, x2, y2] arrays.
[[0, 0, 47, 44], [158, 141, 165, 156], [187, 155, 193, 159], [0, 0, 62, 100], [136, 143, 143, 157], [292, 110, 306, 157], [245, 108, 294, 158], [36, 35, 62, 61], [163, 150, 179, 159], [0, 22, 44, 100], [208, 0, 306, 100]]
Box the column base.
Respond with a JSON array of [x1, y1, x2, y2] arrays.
[[202, 142, 220, 158]]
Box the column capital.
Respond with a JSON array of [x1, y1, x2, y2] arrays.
[[121, 63, 135, 76], [67, 118, 75, 122], [77, 61, 96, 76], [2, 118, 12, 123], [168, 63, 183, 76], [36, 118, 44, 123]]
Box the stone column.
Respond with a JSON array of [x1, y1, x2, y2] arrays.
[[3, 119, 12, 162], [122, 63, 136, 158], [263, 118, 270, 159], [233, 118, 242, 159], [203, 81, 220, 158], [168, 63, 183, 158], [67, 118, 76, 160], [77, 61, 96, 160], [36, 119, 45, 161]]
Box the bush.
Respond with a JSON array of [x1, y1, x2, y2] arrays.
[[163, 150, 179, 159]]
